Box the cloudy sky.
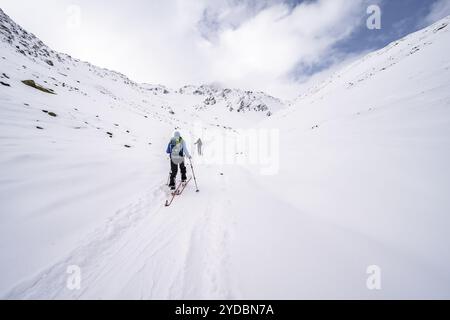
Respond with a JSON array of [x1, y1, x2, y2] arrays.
[[1, 0, 449, 99]]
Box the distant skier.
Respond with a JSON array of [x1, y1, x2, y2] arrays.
[[194, 138, 203, 156], [166, 131, 191, 190]]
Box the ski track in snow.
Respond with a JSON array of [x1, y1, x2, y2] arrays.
[[4, 157, 450, 299], [4, 165, 237, 299]]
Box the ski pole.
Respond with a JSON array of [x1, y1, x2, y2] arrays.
[[189, 158, 200, 192]]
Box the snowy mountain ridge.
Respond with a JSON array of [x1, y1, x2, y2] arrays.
[[0, 8, 285, 121], [0, 8, 136, 87], [178, 83, 285, 116], [295, 16, 450, 103]]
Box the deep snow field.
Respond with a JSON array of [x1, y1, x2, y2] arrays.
[[1, 8, 450, 299]]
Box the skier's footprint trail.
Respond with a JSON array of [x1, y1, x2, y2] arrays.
[[5, 182, 168, 299], [178, 168, 235, 299]]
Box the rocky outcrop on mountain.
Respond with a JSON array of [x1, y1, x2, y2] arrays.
[[179, 84, 285, 117]]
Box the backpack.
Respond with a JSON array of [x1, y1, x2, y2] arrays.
[[170, 138, 184, 165]]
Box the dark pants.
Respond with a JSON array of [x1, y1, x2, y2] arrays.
[[169, 161, 187, 186]]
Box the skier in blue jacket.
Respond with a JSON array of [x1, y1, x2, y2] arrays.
[[166, 131, 191, 190]]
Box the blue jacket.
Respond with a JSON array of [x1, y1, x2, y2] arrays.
[[166, 138, 191, 158]]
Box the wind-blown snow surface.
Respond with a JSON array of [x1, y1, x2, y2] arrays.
[[255, 16, 450, 298], [1, 6, 450, 299]]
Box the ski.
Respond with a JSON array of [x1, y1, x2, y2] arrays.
[[176, 178, 192, 196], [164, 178, 191, 207], [165, 181, 183, 207]]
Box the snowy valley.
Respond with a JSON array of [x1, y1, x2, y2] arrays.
[[1, 7, 450, 299]]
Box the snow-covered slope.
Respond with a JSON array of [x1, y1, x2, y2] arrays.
[[254, 16, 450, 298], [0, 7, 284, 297], [1, 6, 450, 299]]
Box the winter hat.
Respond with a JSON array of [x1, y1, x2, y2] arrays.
[[174, 131, 181, 138]]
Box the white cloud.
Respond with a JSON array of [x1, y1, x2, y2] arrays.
[[423, 0, 450, 26], [207, 1, 365, 94], [0, 0, 369, 99]]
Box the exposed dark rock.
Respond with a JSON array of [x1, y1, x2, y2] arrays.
[[22, 79, 56, 94], [435, 23, 448, 33], [204, 96, 216, 106]]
